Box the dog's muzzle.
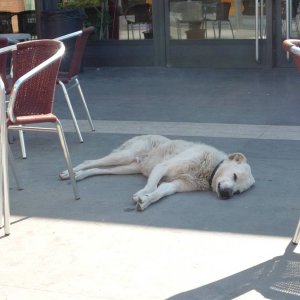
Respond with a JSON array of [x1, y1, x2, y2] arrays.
[[218, 183, 233, 200]]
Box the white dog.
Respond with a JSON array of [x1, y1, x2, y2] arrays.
[[60, 135, 255, 211]]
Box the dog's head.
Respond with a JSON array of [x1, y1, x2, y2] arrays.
[[211, 153, 255, 199]]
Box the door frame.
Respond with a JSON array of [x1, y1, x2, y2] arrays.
[[275, 0, 299, 67], [156, 0, 276, 68], [35, 0, 292, 69]]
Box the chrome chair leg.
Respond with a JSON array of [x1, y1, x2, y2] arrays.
[[1, 125, 10, 235], [18, 128, 27, 159], [75, 78, 95, 131], [292, 218, 300, 244], [58, 80, 83, 143], [8, 145, 23, 190], [56, 120, 80, 200]]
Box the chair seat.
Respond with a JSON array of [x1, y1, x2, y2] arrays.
[[7, 113, 57, 126], [57, 72, 72, 84]]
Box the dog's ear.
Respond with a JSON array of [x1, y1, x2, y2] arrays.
[[228, 153, 247, 163]]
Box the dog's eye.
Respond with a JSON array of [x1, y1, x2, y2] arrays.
[[233, 173, 238, 181]]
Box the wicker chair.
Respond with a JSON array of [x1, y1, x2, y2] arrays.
[[0, 38, 10, 91], [4, 40, 80, 202], [0, 75, 10, 235], [55, 26, 95, 143], [282, 39, 300, 244], [0, 75, 23, 235]]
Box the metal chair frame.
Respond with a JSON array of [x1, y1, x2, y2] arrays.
[[0, 41, 80, 225], [18, 28, 95, 159], [293, 219, 300, 244], [0, 76, 22, 236], [282, 38, 300, 244], [0, 38, 10, 91], [55, 27, 95, 143], [0, 77, 11, 235]]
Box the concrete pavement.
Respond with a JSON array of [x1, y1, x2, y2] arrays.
[[0, 67, 300, 299]]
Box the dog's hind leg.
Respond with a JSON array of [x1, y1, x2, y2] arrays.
[[74, 162, 141, 181], [60, 150, 137, 180], [136, 180, 188, 211]]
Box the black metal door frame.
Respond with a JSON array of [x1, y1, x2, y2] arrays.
[[35, 0, 292, 69], [159, 0, 276, 68], [275, 0, 299, 67]]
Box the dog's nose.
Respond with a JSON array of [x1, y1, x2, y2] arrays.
[[218, 185, 233, 200]]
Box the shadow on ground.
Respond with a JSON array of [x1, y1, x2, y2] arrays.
[[168, 242, 300, 300]]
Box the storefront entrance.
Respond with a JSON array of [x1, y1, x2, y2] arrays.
[[163, 0, 270, 67], [160, 0, 299, 68], [48, 0, 299, 68]]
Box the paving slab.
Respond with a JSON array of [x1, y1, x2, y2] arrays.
[[1, 67, 300, 300]]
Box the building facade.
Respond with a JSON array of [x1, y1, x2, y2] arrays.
[[2, 0, 299, 69]]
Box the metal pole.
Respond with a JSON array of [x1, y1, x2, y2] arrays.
[[255, 0, 260, 62], [286, 0, 291, 60]]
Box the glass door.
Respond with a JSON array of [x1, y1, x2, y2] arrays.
[[277, 0, 300, 67], [165, 0, 269, 68]]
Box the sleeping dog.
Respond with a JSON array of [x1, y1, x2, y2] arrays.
[[60, 135, 255, 210]]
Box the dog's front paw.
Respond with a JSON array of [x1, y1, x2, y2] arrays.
[[59, 170, 70, 180], [136, 202, 145, 211], [132, 194, 140, 204], [135, 194, 152, 211], [132, 188, 147, 203]]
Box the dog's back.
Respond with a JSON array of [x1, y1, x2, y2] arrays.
[[113, 135, 170, 156], [138, 139, 194, 175]]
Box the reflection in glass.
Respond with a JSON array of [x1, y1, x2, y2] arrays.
[[98, 0, 153, 40], [122, 1, 152, 40], [281, 0, 300, 39], [59, 0, 153, 40], [169, 0, 267, 40]]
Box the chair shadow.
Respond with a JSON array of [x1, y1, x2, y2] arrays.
[[167, 242, 300, 300]]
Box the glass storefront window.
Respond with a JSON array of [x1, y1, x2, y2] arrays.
[[118, 0, 153, 40], [281, 0, 300, 39], [60, 0, 153, 40], [24, 0, 35, 10], [169, 0, 267, 40]]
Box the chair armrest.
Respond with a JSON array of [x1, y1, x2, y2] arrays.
[[283, 39, 300, 56], [7, 42, 65, 122], [0, 77, 5, 104], [55, 30, 82, 41], [290, 45, 300, 56], [0, 44, 17, 55]]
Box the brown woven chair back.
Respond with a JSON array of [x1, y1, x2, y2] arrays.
[[0, 37, 9, 90], [12, 40, 63, 117], [67, 26, 94, 79]]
